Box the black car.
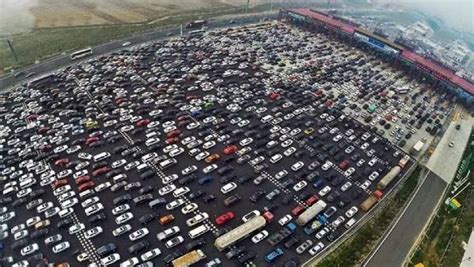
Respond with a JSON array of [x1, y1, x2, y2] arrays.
[[185, 238, 206, 251], [128, 241, 149, 254], [96, 243, 117, 257], [88, 212, 107, 224], [139, 213, 156, 225]]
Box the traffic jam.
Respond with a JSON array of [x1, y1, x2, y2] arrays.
[[0, 22, 413, 267]]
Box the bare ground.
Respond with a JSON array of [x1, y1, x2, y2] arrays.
[[30, 0, 248, 28]]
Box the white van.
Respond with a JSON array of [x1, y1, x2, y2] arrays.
[[188, 224, 210, 239], [261, 115, 273, 123], [93, 152, 111, 162]]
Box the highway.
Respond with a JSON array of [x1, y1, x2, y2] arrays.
[[0, 12, 277, 91], [363, 170, 448, 267]]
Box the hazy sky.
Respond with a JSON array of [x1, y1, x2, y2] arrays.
[[372, 0, 474, 33]]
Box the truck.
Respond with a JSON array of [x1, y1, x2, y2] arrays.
[[410, 140, 424, 155], [214, 216, 266, 251], [186, 20, 208, 29], [398, 155, 410, 169], [359, 190, 383, 212], [172, 249, 206, 267], [377, 166, 401, 190], [296, 200, 327, 226]]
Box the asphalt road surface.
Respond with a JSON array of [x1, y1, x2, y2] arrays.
[[0, 13, 277, 91], [364, 170, 448, 267]]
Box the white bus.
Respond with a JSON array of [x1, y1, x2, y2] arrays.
[[70, 47, 93, 60]]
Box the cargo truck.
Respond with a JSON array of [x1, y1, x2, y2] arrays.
[[172, 249, 206, 267], [359, 190, 383, 212], [377, 166, 401, 190], [214, 216, 266, 251], [296, 200, 327, 226]]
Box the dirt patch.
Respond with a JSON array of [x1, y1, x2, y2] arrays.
[[30, 0, 243, 28]]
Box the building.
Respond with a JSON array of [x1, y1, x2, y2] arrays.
[[279, 8, 474, 109]]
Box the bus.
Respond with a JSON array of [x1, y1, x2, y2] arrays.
[[70, 47, 93, 60], [189, 29, 206, 37]]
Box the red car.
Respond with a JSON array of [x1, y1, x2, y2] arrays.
[[186, 95, 199, 101], [136, 119, 151, 127], [40, 144, 52, 153], [27, 114, 38, 121], [291, 205, 305, 216], [338, 160, 350, 170], [215, 211, 235, 225], [223, 145, 238, 155], [85, 136, 100, 145], [115, 98, 127, 105], [52, 179, 68, 189], [92, 167, 110, 177], [78, 181, 95, 192], [75, 175, 91, 185], [54, 158, 69, 167], [37, 127, 50, 134], [269, 92, 280, 100], [177, 115, 190, 121], [167, 129, 181, 139], [305, 195, 319, 206], [263, 211, 274, 222]]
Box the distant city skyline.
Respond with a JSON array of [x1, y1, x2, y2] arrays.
[[371, 0, 473, 33]]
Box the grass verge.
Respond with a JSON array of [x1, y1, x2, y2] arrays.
[[315, 165, 422, 267], [410, 132, 473, 266]]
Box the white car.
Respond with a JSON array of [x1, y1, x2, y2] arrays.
[[173, 187, 190, 198], [344, 167, 355, 177], [115, 212, 134, 224], [278, 214, 292, 226], [20, 243, 39, 256], [203, 164, 218, 174], [81, 196, 100, 208], [369, 171, 380, 181], [157, 226, 180, 241], [318, 186, 331, 197], [239, 138, 253, 146], [112, 224, 132, 237], [331, 216, 346, 228], [360, 180, 371, 190], [129, 228, 149, 241], [221, 182, 237, 194], [345, 206, 359, 218], [182, 165, 198, 175], [322, 161, 333, 171], [61, 198, 79, 209], [340, 181, 353, 192], [293, 181, 307, 192], [112, 204, 130, 215], [120, 258, 139, 267], [52, 241, 70, 254], [141, 248, 161, 261], [251, 230, 269, 243], [36, 202, 54, 213], [26, 216, 41, 227], [291, 161, 304, 172], [85, 203, 104, 217], [101, 253, 121, 266], [169, 148, 185, 157], [202, 141, 216, 149], [181, 203, 198, 214], [195, 151, 210, 161], [283, 147, 296, 156], [275, 170, 288, 180], [68, 223, 85, 235], [308, 242, 325, 256], [166, 199, 185, 210], [85, 226, 103, 239], [186, 213, 209, 227], [165, 236, 184, 248], [269, 154, 283, 164], [159, 184, 176, 196]]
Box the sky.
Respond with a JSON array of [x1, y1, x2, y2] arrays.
[[371, 0, 474, 33]]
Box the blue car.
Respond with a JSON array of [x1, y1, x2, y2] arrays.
[[198, 176, 213, 185], [265, 247, 284, 263]]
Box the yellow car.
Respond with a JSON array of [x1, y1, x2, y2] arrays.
[[304, 127, 315, 135], [85, 120, 98, 129]]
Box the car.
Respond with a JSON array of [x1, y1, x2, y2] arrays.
[[165, 236, 184, 248], [52, 241, 70, 254], [308, 242, 325, 256], [20, 243, 39, 256], [251, 230, 269, 243], [129, 228, 150, 241], [265, 247, 284, 263], [278, 214, 292, 226], [345, 206, 359, 218], [293, 181, 307, 191], [101, 253, 121, 266], [120, 257, 139, 267], [181, 203, 198, 214], [141, 248, 162, 261], [215, 211, 235, 225], [115, 212, 134, 224], [112, 224, 132, 237], [157, 226, 180, 241], [296, 239, 313, 254], [220, 182, 237, 194], [203, 164, 218, 174], [223, 145, 238, 155]]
